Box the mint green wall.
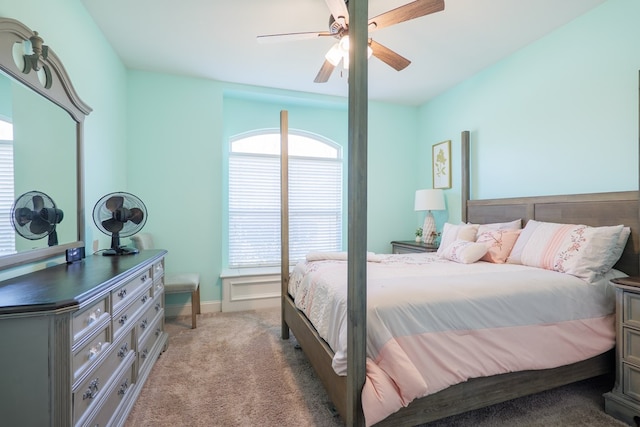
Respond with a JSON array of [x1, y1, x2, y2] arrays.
[[127, 73, 420, 301], [0, 0, 129, 250], [419, 0, 640, 223]]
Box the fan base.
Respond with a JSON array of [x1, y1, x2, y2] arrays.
[[102, 246, 139, 256]]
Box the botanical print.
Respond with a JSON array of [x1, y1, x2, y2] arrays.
[[432, 140, 451, 189]]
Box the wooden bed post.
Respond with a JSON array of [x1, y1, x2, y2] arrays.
[[461, 130, 470, 222], [347, 0, 368, 425], [280, 110, 290, 340]]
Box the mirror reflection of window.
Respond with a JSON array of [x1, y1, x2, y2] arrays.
[[0, 117, 15, 255]]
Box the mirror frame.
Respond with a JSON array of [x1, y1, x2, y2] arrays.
[[0, 17, 91, 270]]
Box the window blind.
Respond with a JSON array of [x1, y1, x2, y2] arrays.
[[0, 140, 15, 255], [229, 150, 342, 268]]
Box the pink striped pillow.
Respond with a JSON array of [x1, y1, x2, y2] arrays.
[[507, 220, 625, 282]]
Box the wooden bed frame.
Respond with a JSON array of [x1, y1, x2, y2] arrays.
[[279, 3, 639, 425], [281, 187, 639, 426]]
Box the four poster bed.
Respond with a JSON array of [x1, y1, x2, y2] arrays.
[[280, 127, 640, 426]]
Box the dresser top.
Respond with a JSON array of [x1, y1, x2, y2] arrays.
[[0, 249, 166, 315]]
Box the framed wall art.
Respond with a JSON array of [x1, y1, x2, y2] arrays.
[[432, 140, 451, 189]]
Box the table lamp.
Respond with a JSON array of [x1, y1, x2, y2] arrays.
[[414, 189, 446, 245]]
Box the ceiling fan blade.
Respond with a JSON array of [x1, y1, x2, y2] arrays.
[[370, 40, 411, 71], [314, 59, 336, 83], [324, 0, 349, 28], [257, 31, 333, 44], [368, 0, 444, 33]]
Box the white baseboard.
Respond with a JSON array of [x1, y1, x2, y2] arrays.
[[164, 272, 282, 316], [221, 273, 281, 312]]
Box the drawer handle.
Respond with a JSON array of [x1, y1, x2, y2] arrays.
[[155, 302, 161, 312], [117, 289, 127, 299], [117, 379, 129, 396], [155, 328, 161, 337], [141, 294, 149, 304], [141, 348, 149, 359], [83, 378, 99, 400], [118, 314, 128, 325], [140, 274, 148, 284], [140, 318, 148, 330], [88, 342, 103, 360], [117, 343, 129, 359], [87, 308, 102, 325]]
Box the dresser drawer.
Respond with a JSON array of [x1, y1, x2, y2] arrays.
[[138, 312, 164, 375], [624, 327, 640, 366], [624, 291, 640, 328], [623, 362, 640, 401], [73, 297, 109, 343], [72, 329, 134, 425], [136, 293, 163, 341], [78, 360, 136, 427], [112, 284, 153, 338], [73, 326, 110, 380], [112, 267, 153, 314], [152, 259, 164, 280]]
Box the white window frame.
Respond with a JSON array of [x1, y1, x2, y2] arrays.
[[228, 129, 343, 269]]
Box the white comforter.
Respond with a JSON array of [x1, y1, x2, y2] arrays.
[[288, 252, 622, 426]]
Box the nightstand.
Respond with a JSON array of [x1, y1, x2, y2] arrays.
[[390, 240, 438, 254], [604, 276, 640, 426]]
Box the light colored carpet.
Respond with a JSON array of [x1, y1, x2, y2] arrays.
[[125, 308, 626, 427]]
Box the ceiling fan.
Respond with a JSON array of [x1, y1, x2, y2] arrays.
[[257, 0, 445, 83]]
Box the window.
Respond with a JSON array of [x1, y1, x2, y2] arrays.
[[228, 130, 342, 268], [0, 118, 15, 255]]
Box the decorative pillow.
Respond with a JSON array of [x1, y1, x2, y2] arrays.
[[602, 226, 631, 271], [439, 240, 488, 264], [476, 229, 522, 264], [475, 219, 522, 236], [507, 220, 625, 282], [437, 223, 479, 256]]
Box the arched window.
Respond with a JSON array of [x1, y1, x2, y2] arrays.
[[228, 130, 342, 268]]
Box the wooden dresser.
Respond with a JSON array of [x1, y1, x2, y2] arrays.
[[0, 249, 168, 427], [605, 276, 640, 425]]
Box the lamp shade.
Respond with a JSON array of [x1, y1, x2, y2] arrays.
[[414, 189, 445, 212]]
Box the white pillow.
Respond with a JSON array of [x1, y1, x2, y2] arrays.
[[439, 240, 488, 264], [437, 223, 479, 256], [507, 220, 625, 282]]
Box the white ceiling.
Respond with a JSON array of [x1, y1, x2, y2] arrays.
[[81, 0, 606, 106]]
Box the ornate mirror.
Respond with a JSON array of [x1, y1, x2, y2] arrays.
[[0, 17, 91, 269]]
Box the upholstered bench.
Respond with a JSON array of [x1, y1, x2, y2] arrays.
[[131, 233, 201, 328]]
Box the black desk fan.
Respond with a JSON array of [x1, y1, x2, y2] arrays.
[[11, 190, 64, 247], [93, 191, 147, 255]]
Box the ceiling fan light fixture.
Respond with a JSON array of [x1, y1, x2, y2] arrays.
[[325, 42, 342, 66], [325, 36, 372, 69]]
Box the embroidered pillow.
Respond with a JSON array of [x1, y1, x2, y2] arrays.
[[437, 223, 479, 256], [440, 240, 488, 264], [475, 219, 522, 236], [507, 220, 624, 282], [476, 229, 521, 264]]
